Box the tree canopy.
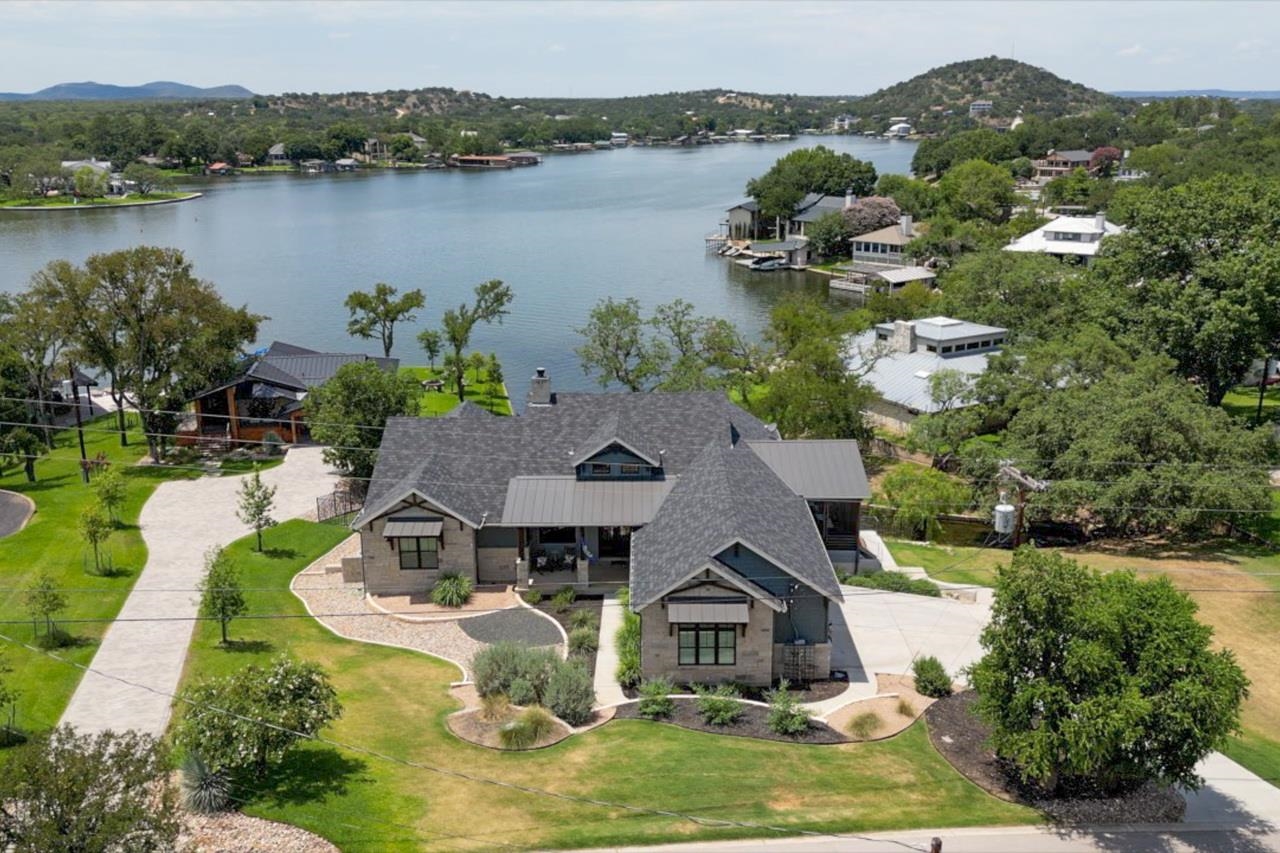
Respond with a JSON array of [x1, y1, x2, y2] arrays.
[[746, 146, 877, 222], [344, 282, 425, 358], [971, 549, 1249, 794], [307, 361, 420, 481]]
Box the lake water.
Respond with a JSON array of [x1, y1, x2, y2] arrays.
[[0, 137, 915, 399]]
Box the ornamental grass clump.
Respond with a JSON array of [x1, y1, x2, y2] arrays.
[[614, 588, 642, 688], [637, 678, 675, 720], [765, 679, 811, 736], [569, 609, 599, 632], [846, 711, 881, 740], [431, 572, 473, 608], [498, 706, 555, 750], [694, 684, 743, 727], [551, 585, 576, 613], [568, 625, 598, 655]]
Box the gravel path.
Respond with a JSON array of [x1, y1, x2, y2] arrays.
[[458, 608, 564, 646], [293, 562, 485, 681], [181, 811, 338, 853]]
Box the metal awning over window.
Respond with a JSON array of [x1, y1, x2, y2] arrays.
[[667, 601, 750, 624], [383, 519, 443, 538]]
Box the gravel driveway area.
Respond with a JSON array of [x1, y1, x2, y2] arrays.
[[458, 608, 564, 647]]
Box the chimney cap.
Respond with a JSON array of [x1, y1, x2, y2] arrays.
[[535, 367, 546, 377]]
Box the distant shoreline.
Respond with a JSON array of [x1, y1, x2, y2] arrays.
[[0, 192, 202, 212]]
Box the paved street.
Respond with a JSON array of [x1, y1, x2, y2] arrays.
[[60, 447, 338, 735]]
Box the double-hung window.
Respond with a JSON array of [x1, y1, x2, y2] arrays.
[[677, 624, 736, 666], [399, 537, 439, 570]]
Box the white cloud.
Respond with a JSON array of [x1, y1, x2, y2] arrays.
[[1235, 38, 1266, 52], [1117, 43, 1145, 57]]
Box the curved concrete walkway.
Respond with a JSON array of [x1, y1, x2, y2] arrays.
[[0, 489, 35, 538], [60, 447, 338, 735]]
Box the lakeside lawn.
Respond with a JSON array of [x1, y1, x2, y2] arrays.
[[884, 531, 1280, 788], [0, 416, 197, 729], [0, 191, 198, 209], [399, 365, 512, 416], [1221, 383, 1280, 425], [176, 520, 1035, 851]]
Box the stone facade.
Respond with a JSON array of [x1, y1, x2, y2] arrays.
[[639, 582, 777, 686], [358, 501, 477, 596]]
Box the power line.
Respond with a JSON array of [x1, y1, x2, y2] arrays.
[[0, 629, 928, 853]]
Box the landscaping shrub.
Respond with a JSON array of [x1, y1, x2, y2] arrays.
[[913, 656, 952, 698], [695, 684, 743, 726], [765, 680, 811, 736], [551, 585, 576, 613], [472, 642, 559, 700], [846, 711, 881, 740], [260, 431, 285, 456], [34, 627, 74, 650], [896, 698, 915, 717], [544, 661, 595, 726], [180, 753, 231, 814], [569, 609, 599, 632], [507, 678, 537, 707], [839, 571, 941, 597], [522, 588, 543, 605], [480, 693, 511, 722], [431, 572, 473, 608], [498, 706, 555, 750], [637, 678, 675, 720], [615, 615, 641, 688], [568, 625, 598, 655]]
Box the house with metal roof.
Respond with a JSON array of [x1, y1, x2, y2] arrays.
[[181, 341, 398, 446], [850, 215, 919, 266], [1003, 213, 1123, 264], [847, 317, 1007, 432], [351, 369, 874, 686]]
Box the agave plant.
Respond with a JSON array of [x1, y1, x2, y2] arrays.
[[180, 752, 233, 814]]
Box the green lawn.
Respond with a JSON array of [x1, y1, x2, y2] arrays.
[[884, 540, 1007, 588], [399, 365, 512, 416], [0, 416, 197, 728], [1221, 383, 1280, 425], [0, 192, 197, 208], [176, 521, 1036, 850]]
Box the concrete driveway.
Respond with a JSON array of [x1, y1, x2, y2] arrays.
[[60, 446, 339, 735], [830, 585, 991, 688]]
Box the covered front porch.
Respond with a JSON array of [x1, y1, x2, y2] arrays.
[[514, 524, 634, 591]]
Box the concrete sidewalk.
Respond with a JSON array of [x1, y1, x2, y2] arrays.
[[60, 447, 338, 735], [593, 596, 628, 707]]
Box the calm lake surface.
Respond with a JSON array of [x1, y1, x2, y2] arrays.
[[0, 137, 915, 400]]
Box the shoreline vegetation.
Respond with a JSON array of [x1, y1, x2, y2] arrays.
[[0, 191, 201, 211]]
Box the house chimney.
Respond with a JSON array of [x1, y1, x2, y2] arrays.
[[1094, 212, 1106, 232], [844, 189, 855, 209], [527, 367, 552, 407], [900, 214, 913, 237], [890, 320, 916, 354]]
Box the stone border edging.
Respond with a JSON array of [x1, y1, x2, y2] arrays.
[[289, 539, 472, 684], [0, 489, 36, 537], [0, 192, 203, 212], [364, 587, 518, 624]]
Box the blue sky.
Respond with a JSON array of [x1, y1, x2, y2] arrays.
[[4, 1, 1278, 96]]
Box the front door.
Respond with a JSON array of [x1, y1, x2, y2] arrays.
[[598, 526, 631, 560]]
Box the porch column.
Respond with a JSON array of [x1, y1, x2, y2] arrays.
[[516, 557, 529, 588], [576, 557, 590, 588], [224, 386, 239, 442]]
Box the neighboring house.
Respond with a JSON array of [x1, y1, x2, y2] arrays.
[[830, 263, 936, 295], [61, 158, 112, 175], [831, 114, 858, 131], [726, 199, 762, 239], [1114, 151, 1148, 183], [968, 100, 993, 118], [747, 239, 810, 268], [334, 158, 359, 171], [407, 132, 430, 150], [847, 317, 1006, 432], [1032, 148, 1094, 181], [180, 341, 399, 445], [266, 143, 290, 166], [610, 132, 629, 146], [351, 370, 876, 686], [1003, 213, 1123, 264], [299, 159, 334, 174], [449, 154, 514, 169], [887, 122, 913, 137], [506, 151, 543, 166], [205, 161, 231, 176], [363, 138, 389, 160], [850, 215, 918, 266], [726, 191, 853, 242]]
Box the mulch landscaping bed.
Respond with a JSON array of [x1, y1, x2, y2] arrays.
[[534, 596, 602, 675], [926, 691, 1186, 824], [614, 697, 848, 744]]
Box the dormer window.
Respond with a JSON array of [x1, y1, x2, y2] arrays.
[[590, 463, 611, 476], [620, 464, 643, 476]]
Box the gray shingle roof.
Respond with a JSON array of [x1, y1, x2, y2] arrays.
[[357, 391, 776, 528], [630, 443, 842, 609]]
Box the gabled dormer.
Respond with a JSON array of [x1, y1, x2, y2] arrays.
[[570, 413, 664, 480]]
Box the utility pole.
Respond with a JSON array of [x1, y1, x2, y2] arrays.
[[70, 367, 88, 483], [1257, 355, 1273, 426], [999, 463, 1048, 548]]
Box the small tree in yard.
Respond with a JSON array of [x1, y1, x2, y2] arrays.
[[236, 468, 277, 551], [91, 464, 126, 525], [442, 279, 514, 402], [970, 549, 1249, 794], [198, 547, 246, 646], [417, 327, 442, 369], [0, 427, 45, 483], [23, 573, 67, 646], [344, 282, 425, 358], [308, 361, 421, 480], [0, 726, 180, 853], [175, 655, 341, 779], [77, 502, 113, 574], [879, 465, 970, 541]]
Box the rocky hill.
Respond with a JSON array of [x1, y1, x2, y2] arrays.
[[853, 56, 1132, 123], [0, 81, 254, 101]]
